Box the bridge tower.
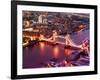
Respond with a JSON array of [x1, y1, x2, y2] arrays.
[[65, 34, 70, 45], [52, 30, 58, 42]]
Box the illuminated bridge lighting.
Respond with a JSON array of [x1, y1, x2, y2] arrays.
[[23, 31, 89, 52]]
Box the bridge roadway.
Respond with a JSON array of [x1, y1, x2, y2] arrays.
[[23, 35, 82, 49], [39, 35, 82, 49]]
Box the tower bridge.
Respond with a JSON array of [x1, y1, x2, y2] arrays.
[[23, 30, 89, 53]]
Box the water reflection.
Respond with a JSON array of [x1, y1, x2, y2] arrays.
[[53, 46, 59, 58], [39, 42, 45, 53], [23, 30, 89, 68], [24, 47, 29, 54], [64, 49, 73, 56]]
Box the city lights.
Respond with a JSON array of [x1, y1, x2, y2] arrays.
[[23, 11, 90, 68]]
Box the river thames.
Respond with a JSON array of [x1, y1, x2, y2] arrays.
[[23, 29, 89, 68]]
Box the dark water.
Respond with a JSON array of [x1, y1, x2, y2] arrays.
[[23, 30, 89, 68]]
